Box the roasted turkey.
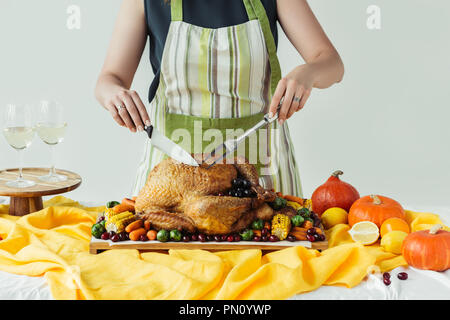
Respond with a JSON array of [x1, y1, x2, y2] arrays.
[[135, 155, 277, 235]]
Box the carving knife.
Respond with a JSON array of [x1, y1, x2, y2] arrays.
[[144, 125, 199, 166], [203, 102, 283, 168]]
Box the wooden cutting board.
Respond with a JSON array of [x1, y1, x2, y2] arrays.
[[89, 236, 328, 254]]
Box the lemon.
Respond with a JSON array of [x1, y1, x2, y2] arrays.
[[380, 231, 408, 254], [348, 221, 380, 245], [321, 207, 348, 229]]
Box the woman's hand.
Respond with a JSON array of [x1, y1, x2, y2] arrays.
[[268, 64, 315, 125], [104, 88, 151, 133], [94, 0, 149, 133]]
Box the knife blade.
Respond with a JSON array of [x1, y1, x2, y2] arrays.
[[203, 102, 283, 168], [145, 126, 199, 166]]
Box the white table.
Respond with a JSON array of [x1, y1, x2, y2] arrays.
[[0, 198, 449, 300]]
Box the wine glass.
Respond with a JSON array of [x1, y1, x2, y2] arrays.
[[2, 103, 36, 188], [36, 100, 68, 182]]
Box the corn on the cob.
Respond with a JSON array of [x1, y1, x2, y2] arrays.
[[271, 214, 291, 240], [105, 211, 135, 233], [104, 208, 122, 220], [286, 201, 302, 211], [303, 199, 312, 211]]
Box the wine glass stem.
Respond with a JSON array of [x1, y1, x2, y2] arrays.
[[17, 149, 24, 180], [49, 144, 56, 176]]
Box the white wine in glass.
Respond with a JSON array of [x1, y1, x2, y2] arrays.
[[36, 100, 68, 182], [2, 104, 36, 188]]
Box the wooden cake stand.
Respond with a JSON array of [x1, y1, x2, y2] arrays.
[[0, 168, 82, 216]]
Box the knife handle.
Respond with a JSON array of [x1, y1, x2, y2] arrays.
[[145, 125, 154, 139]]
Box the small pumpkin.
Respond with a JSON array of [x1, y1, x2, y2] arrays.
[[348, 195, 405, 228], [402, 224, 450, 271], [311, 170, 360, 217]]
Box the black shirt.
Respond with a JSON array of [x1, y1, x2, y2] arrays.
[[144, 0, 278, 103]]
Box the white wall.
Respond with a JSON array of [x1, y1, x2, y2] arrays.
[[0, 0, 449, 208]]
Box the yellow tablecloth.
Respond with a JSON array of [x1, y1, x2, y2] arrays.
[[0, 196, 447, 300]]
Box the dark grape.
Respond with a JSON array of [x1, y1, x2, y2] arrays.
[[253, 236, 261, 242], [261, 236, 269, 242], [313, 233, 321, 241], [383, 272, 390, 279], [261, 228, 269, 236], [234, 234, 241, 242], [222, 235, 228, 241], [306, 234, 316, 242], [307, 228, 316, 236], [191, 234, 198, 241], [242, 180, 251, 188], [318, 234, 325, 241], [182, 235, 190, 242], [227, 235, 234, 242], [383, 278, 391, 286], [118, 232, 128, 241], [287, 235, 296, 242], [206, 235, 214, 241], [101, 232, 110, 240], [243, 189, 252, 197], [269, 235, 279, 242], [198, 234, 207, 242], [139, 234, 148, 242], [111, 234, 120, 242], [108, 231, 116, 238]]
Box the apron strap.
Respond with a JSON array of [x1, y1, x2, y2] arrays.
[[243, 0, 282, 96], [171, 0, 183, 22]]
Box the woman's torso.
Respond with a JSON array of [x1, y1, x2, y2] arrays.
[[144, 0, 278, 103]]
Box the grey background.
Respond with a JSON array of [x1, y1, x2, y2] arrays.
[[0, 0, 449, 208]]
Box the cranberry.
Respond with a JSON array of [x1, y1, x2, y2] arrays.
[[234, 234, 242, 242], [397, 272, 408, 280], [306, 234, 316, 242], [307, 228, 316, 236], [111, 234, 120, 242], [198, 234, 207, 242], [182, 235, 190, 242], [261, 228, 269, 236], [221, 235, 228, 241], [227, 235, 234, 242], [139, 234, 148, 242], [261, 236, 268, 242], [214, 235, 222, 242], [383, 272, 390, 279], [269, 235, 279, 242], [253, 236, 261, 242], [101, 232, 110, 240], [287, 235, 296, 242], [383, 278, 391, 286]]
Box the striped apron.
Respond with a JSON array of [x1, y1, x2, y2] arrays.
[[132, 0, 302, 197]]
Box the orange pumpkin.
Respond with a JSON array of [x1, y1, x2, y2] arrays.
[[402, 224, 450, 271], [311, 170, 360, 217], [348, 195, 405, 228]]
